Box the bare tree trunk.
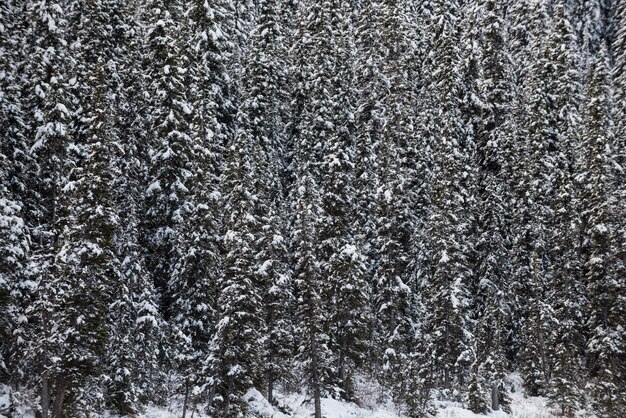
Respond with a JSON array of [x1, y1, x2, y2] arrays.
[[267, 365, 274, 405], [267, 302, 275, 406], [51, 378, 67, 418], [491, 381, 499, 411], [532, 256, 550, 383], [309, 317, 322, 418], [182, 379, 189, 418], [41, 372, 50, 418], [41, 312, 50, 418], [339, 335, 349, 398], [223, 376, 233, 416], [206, 380, 216, 412]]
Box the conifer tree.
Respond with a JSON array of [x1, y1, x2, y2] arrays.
[[512, 3, 585, 398], [20, 1, 79, 415], [238, 0, 294, 404], [290, 0, 360, 402], [416, 0, 475, 397], [612, 1, 626, 184], [204, 132, 264, 417], [584, 46, 626, 418], [365, 0, 421, 400], [311, 0, 370, 400], [466, 0, 515, 410], [48, 62, 122, 415], [543, 5, 586, 412], [0, 0, 31, 385], [141, 0, 193, 316], [292, 171, 327, 418]]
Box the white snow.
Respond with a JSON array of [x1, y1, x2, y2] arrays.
[[29, 373, 563, 418], [146, 180, 162, 195]]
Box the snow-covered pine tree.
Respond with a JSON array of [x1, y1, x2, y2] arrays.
[[0, 0, 31, 386], [362, 0, 422, 402], [289, 0, 359, 402], [172, 9, 238, 396], [203, 130, 265, 417], [465, 0, 515, 411], [188, 0, 236, 154], [352, 3, 387, 379], [237, 0, 294, 404], [583, 45, 626, 418], [542, 4, 586, 413], [141, 0, 192, 318], [306, 0, 371, 401], [291, 170, 327, 418], [612, 0, 626, 185], [18, 1, 82, 415], [0, 147, 28, 384], [353, 0, 382, 271], [140, 3, 219, 408], [44, 61, 124, 416], [511, 2, 584, 398], [415, 0, 475, 399]]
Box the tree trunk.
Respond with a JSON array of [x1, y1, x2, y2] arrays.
[[338, 338, 346, 394], [41, 312, 50, 418], [41, 372, 50, 418], [267, 368, 274, 405], [206, 381, 216, 413], [309, 309, 322, 418], [51, 378, 67, 418], [532, 256, 550, 383], [491, 381, 499, 411], [182, 379, 189, 418], [223, 376, 233, 416]]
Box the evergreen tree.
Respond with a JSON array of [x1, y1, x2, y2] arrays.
[[204, 133, 264, 417], [583, 46, 626, 418], [612, 0, 626, 184], [543, 5, 586, 413], [47, 62, 122, 415], [291, 171, 327, 418], [20, 1, 79, 415], [0, 0, 31, 386], [466, 0, 515, 411], [416, 0, 474, 397], [365, 0, 421, 401], [311, 0, 370, 401], [237, 0, 294, 404], [289, 0, 361, 403]]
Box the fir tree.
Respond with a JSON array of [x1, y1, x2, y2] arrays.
[[416, 0, 475, 397], [544, 5, 586, 413], [204, 133, 264, 417], [237, 0, 294, 404], [467, 0, 515, 410], [0, 0, 30, 386], [584, 46, 626, 418], [291, 171, 327, 418]]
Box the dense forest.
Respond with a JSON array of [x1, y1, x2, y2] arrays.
[[1, 0, 625, 417]]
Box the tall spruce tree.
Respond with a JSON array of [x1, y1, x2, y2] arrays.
[[416, 0, 475, 398], [465, 0, 515, 411], [0, 0, 31, 386], [204, 132, 264, 417], [238, 0, 294, 404], [584, 45, 626, 417]]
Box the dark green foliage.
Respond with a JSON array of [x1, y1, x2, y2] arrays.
[[0, 0, 624, 416]]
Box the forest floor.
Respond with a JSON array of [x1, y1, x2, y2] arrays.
[[137, 374, 571, 418], [2, 374, 588, 418]]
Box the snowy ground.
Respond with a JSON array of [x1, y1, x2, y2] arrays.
[[1, 375, 586, 418], [130, 374, 561, 418]]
